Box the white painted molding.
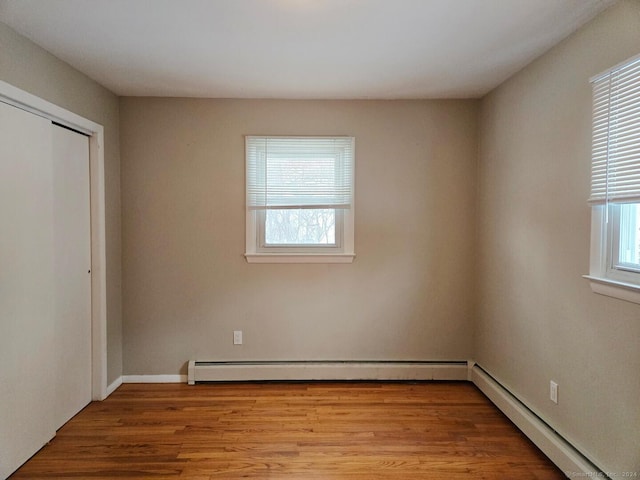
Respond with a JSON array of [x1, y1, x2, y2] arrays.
[[106, 377, 123, 397], [244, 253, 355, 264], [466, 359, 476, 381], [0, 80, 108, 402], [471, 365, 603, 478], [584, 275, 640, 305], [122, 375, 188, 383], [188, 361, 469, 384], [0, 81, 101, 134]]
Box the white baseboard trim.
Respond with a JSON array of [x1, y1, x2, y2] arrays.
[[106, 376, 123, 396], [122, 374, 187, 383], [471, 365, 604, 478], [187, 360, 469, 385]]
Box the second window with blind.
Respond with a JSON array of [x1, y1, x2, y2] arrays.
[[586, 53, 640, 301], [245, 136, 355, 263]]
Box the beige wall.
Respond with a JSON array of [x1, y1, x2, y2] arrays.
[[0, 22, 123, 385], [4, 2, 638, 473], [477, 0, 640, 474], [120, 98, 478, 375]]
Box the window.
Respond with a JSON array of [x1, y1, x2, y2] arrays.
[[245, 136, 355, 263], [585, 53, 640, 303]]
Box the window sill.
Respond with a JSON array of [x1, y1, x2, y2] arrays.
[[245, 253, 355, 264], [583, 275, 640, 305]]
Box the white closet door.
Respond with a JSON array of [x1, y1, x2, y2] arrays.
[[0, 101, 56, 479], [52, 124, 92, 429]]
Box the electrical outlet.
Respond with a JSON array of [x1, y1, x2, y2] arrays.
[[233, 330, 243, 345], [550, 381, 558, 404]]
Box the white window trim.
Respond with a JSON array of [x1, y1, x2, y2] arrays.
[[245, 208, 355, 264], [584, 205, 640, 304], [585, 53, 640, 304], [245, 253, 355, 264], [256, 209, 344, 252], [244, 136, 355, 264]]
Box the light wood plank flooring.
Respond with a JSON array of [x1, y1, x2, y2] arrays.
[[9, 382, 565, 479]]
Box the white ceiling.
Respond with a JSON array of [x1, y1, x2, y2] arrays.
[[0, 0, 616, 99]]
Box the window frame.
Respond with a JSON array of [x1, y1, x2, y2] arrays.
[[585, 204, 640, 304], [585, 53, 640, 303], [256, 208, 344, 252], [609, 203, 640, 275], [244, 136, 355, 264]]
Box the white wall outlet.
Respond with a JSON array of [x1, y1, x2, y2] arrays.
[[233, 330, 243, 345], [550, 381, 558, 404]]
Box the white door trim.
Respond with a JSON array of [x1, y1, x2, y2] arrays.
[[0, 80, 108, 401]]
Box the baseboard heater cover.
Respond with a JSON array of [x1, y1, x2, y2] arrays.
[[471, 365, 606, 478], [188, 360, 470, 385]]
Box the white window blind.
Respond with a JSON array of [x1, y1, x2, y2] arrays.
[[590, 54, 640, 204], [246, 136, 354, 210]]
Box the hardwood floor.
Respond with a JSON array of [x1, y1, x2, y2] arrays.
[[9, 382, 565, 479]]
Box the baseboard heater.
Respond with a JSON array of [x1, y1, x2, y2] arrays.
[[471, 364, 605, 478], [188, 360, 470, 385]]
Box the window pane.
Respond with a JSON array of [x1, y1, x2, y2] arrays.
[[265, 209, 335, 245], [618, 203, 640, 268]]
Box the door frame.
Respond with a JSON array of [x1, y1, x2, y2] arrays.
[[0, 80, 108, 401]]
